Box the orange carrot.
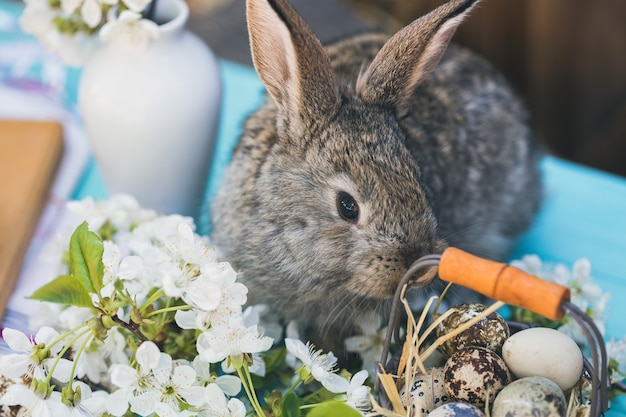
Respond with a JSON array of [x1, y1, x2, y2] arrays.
[[438, 247, 571, 320]]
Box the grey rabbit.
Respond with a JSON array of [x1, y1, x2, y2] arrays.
[[211, 0, 542, 353]]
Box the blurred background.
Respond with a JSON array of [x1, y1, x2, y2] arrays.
[[186, 0, 626, 179]]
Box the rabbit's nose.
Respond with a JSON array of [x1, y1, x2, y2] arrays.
[[400, 246, 433, 268], [399, 239, 446, 269]]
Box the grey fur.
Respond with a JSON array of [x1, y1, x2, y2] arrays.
[[211, 0, 542, 352]]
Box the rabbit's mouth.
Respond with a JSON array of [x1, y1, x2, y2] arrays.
[[404, 265, 438, 289]]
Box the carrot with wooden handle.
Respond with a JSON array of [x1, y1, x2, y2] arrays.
[[438, 247, 571, 320]]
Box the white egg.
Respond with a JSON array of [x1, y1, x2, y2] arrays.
[[501, 327, 583, 391], [492, 376, 567, 417]]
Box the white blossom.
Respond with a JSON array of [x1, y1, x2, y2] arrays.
[[203, 262, 247, 310], [163, 223, 215, 268], [102, 241, 143, 284], [153, 402, 195, 417], [60, 0, 81, 14], [161, 265, 222, 312], [99, 10, 159, 49], [79, 0, 109, 28], [0, 327, 72, 383], [122, 0, 152, 12], [0, 384, 67, 416], [58, 327, 109, 384], [19, 0, 98, 66], [17, 0, 162, 68], [67, 194, 157, 235], [194, 270, 248, 328], [28, 303, 65, 332], [244, 304, 284, 343], [100, 326, 131, 365], [221, 352, 266, 377], [129, 212, 195, 246], [344, 311, 386, 377], [101, 240, 147, 299], [510, 254, 543, 277], [285, 338, 350, 394], [158, 224, 242, 311], [57, 306, 93, 331], [151, 363, 208, 412], [192, 356, 242, 397], [19, 0, 58, 42], [175, 308, 201, 330], [345, 370, 371, 411], [284, 321, 302, 369], [606, 337, 626, 384], [106, 341, 167, 416], [201, 384, 246, 417], [196, 322, 273, 365], [56, 381, 109, 417], [173, 261, 248, 331]]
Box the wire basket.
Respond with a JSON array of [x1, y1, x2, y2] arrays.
[[375, 248, 611, 417]]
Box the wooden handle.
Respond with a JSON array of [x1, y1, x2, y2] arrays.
[[438, 247, 570, 320]]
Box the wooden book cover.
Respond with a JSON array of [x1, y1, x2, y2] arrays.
[[0, 120, 64, 319]]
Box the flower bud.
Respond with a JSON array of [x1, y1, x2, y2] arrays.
[[61, 384, 79, 406], [87, 316, 109, 339], [31, 379, 53, 398], [101, 314, 116, 329]]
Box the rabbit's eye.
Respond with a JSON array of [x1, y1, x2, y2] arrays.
[[337, 191, 359, 222]]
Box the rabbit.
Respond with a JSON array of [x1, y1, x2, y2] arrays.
[[210, 0, 543, 355]]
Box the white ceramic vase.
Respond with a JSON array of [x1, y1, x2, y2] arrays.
[[78, 0, 221, 218]]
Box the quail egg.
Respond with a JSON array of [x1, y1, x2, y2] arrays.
[[492, 376, 567, 417], [437, 303, 509, 357], [428, 402, 486, 417], [398, 367, 450, 414], [444, 346, 511, 407]]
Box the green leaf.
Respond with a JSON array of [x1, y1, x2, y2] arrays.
[[97, 220, 116, 242], [281, 391, 302, 417], [69, 222, 104, 294], [306, 401, 361, 417], [301, 387, 336, 406], [28, 274, 94, 308]]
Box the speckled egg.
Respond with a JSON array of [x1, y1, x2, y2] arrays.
[[492, 376, 567, 417], [501, 327, 584, 391], [436, 303, 510, 357], [444, 346, 511, 407], [428, 402, 486, 417], [398, 367, 450, 414]]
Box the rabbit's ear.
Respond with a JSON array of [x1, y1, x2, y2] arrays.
[[357, 0, 480, 116], [246, 0, 340, 134]]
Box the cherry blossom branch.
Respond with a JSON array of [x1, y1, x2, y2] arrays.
[[111, 315, 147, 342]]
